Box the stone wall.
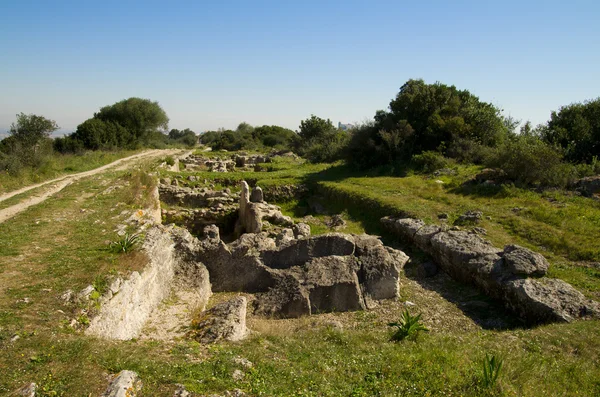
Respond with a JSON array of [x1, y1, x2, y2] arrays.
[[381, 216, 600, 324], [86, 226, 211, 340]]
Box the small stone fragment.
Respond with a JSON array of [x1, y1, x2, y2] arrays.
[[232, 369, 245, 381], [101, 370, 142, 397]]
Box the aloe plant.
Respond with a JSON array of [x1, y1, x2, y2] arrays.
[[388, 309, 429, 341], [109, 233, 140, 253]]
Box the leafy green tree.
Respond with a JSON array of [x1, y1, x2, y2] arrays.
[[94, 97, 169, 143], [388, 79, 507, 153], [252, 125, 296, 148], [541, 98, 600, 163], [346, 79, 509, 169], [298, 115, 335, 142], [71, 118, 131, 150], [168, 128, 197, 146], [297, 115, 348, 163], [3, 113, 58, 166]]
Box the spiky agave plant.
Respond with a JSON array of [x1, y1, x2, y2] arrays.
[[388, 309, 429, 341], [482, 353, 503, 387], [109, 233, 140, 253]]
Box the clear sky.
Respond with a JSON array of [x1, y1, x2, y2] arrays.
[[1, 0, 599, 136]]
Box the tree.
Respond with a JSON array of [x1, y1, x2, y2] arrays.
[[252, 125, 296, 148], [388, 79, 507, 154], [9, 113, 58, 148], [95, 97, 169, 143], [298, 115, 335, 141], [541, 98, 600, 163], [5, 113, 58, 165], [71, 118, 131, 150], [168, 128, 197, 147]]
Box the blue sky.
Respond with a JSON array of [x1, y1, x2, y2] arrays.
[[1, 0, 599, 135]]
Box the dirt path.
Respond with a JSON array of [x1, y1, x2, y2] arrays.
[[0, 149, 179, 224]]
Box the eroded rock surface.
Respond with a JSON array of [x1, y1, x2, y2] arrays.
[[101, 370, 142, 397], [382, 216, 600, 324], [190, 296, 248, 343]]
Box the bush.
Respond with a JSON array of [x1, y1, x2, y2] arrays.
[[302, 130, 349, 163], [542, 97, 600, 164], [0, 152, 23, 175], [411, 151, 452, 173], [485, 136, 577, 188]]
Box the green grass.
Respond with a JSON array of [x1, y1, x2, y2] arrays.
[[0, 149, 138, 194], [2, 153, 600, 395]]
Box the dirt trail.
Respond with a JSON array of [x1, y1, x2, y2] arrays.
[[0, 149, 180, 224]]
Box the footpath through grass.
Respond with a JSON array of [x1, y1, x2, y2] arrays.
[[0, 149, 138, 194]]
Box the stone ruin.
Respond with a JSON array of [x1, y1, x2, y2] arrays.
[[86, 176, 600, 350], [85, 179, 408, 346], [180, 153, 277, 173], [381, 216, 600, 324], [168, 180, 409, 318]]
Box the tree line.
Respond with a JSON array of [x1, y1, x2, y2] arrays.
[[2, 80, 599, 187]]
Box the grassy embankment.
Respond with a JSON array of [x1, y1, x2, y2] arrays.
[[0, 153, 599, 395], [0, 150, 139, 194]]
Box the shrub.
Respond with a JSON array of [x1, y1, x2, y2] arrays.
[[164, 156, 175, 166], [388, 309, 429, 341], [485, 136, 577, 188], [411, 151, 452, 173], [302, 130, 349, 163]]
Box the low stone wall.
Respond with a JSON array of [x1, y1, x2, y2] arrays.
[[381, 216, 600, 324], [86, 226, 211, 340]]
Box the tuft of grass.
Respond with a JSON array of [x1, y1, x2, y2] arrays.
[[164, 156, 175, 166], [482, 353, 503, 388], [109, 233, 140, 253], [388, 309, 429, 341]]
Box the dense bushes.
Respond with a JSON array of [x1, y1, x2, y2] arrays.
[[346, 79, 510, 170], [541, 98, 600, 164], [200, 123, 298, 152], [296, 115, 349, 163], [484, 136, 577, 188]]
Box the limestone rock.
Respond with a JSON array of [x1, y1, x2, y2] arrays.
[[506, 278, 600, 323], [253, 271, 311, 318], [261, 233, 355, 269], [454, 210, 483, 225], [191, 296, 248, 343], [382, 216, 600, 324], [250, 186, 264, 203], [292, 223, 311, 239], [275, 228, 295, 245], [14, 383, 36, 397], [502, 245, 549, 277], [326, 214, 346, 229], [303, 256, 365, 313], [101, 370, 142, 397], [354, 235, 406, 305], [173, 385, 190, 397]]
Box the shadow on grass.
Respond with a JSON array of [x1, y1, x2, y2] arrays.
[[281, 165, 525, 331], [403, 262, 524, 330]]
